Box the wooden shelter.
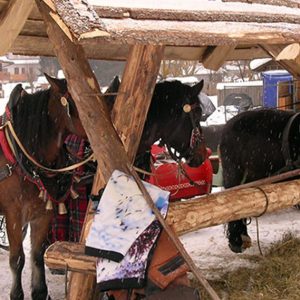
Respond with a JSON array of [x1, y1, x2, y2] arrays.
[[1, 0, 300, 299]]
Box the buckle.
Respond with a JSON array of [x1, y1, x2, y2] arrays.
[[5, 164, 12, 177]]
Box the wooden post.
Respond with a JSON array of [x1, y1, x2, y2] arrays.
[[261, 44, 300, 79], [36, 1, 163, 299], [202, 45, 236, 71], [112, 44, 164, 162], [0, 0, 35, 55]]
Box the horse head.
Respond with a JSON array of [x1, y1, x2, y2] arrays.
[[143, 79, 207, 168], [45, 73, 86, 140]]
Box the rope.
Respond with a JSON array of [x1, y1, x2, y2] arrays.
[[254, 186, 270, 256], [2, 121, 94, 173], [65, 264, 69, 298]]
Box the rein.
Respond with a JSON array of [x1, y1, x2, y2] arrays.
[[1, 120, 94, 173]]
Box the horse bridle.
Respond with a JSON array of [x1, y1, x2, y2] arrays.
[[1, 97, 94, 174], [165, 101, 204, 162]]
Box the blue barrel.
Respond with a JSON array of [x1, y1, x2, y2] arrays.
[[262, 71, 293, 108]]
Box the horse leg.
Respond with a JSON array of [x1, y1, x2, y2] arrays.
[[6, 212, 25, 300], [221, 152, 251, 253], [30, 214, 52, 300]]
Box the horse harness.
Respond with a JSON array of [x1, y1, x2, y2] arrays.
[[280, 111, 300, 172], [165, 101, 204, 162], [0, 98, 94, 209], [164, 101, 206, 190]]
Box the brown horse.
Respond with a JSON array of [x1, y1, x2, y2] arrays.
[[0, 74, 86, 300]]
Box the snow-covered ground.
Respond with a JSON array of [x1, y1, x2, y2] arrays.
[[0, 80, 297, 298], [0, 205, 299, 299]]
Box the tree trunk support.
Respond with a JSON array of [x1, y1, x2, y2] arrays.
[[37, 1, 165, 299]]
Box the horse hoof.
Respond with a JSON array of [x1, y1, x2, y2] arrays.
[[229, 234, 252, 253], [229, 243, 243, 253], [241, 234, 252, 250]]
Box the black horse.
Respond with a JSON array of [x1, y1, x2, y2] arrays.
[[104, 76, 208, 172], [220, 108, 300, 253]]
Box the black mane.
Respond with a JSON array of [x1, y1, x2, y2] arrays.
[[10, 86, 54, 157]]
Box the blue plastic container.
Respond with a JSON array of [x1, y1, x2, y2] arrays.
[[262, 70, 293, 108]]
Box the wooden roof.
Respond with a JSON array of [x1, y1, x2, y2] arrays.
[[1, 0, 300, 65]]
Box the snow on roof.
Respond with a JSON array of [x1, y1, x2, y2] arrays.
[[217, 80, 263, 90], [262, 70, 291, 76], [86, 0, 296, 14], [8, 59, 40, 65], [250, 58, 272, 70], [36, 76, 48, 84], [57, 70, 65, 79]]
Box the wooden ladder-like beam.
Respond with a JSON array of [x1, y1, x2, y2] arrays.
[[37, 1, 164, 299]]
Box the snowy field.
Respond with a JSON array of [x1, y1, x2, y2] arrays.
[[1, 206, 300, 299]]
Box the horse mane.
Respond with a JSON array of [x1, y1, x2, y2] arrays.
[[152, 80, 188, 112], [11, 86, 54, 157]]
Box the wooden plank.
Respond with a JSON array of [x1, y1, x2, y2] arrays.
[[0, 0, 35, 55], [76, 19, 300, 47], [44, 178, 300, 272], [92, 2, 300, 23], [261, 44, 300, 79], [9, 36, 270, 61], [202, 45, 236, 71], [222, 0, 300, 8], [111, 44, 164, 161], [11, 35, 54, 57], [277, 43, 300, 61], [21, 19, 47, 37]]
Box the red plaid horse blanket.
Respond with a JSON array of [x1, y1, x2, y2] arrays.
[[49, 134, 88, 243]]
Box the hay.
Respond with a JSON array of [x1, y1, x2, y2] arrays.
[[193, 232, 300, 300]]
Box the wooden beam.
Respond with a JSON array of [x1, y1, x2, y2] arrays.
[[111, 44, 164, 161], [202, 45, 236, 71], [276, 43, 300, 78], [37, 2, 163, 299], [277, 43, 300, 61], [261, 44, 300, 79], [44, 178, 300, 272], [0, 0, 35, 55], [222, 0, 300, 8], [36, 2, 131, 299]]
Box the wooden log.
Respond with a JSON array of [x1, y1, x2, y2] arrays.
[[37, 2, 163, 299], [168, 178, 300, 235], [202, 45, 236, 71], [261, 44, 300, 78], [0, 0, 35, 55], [45, 242, 96, 275], [44, 178, 300, 272], [277, 43, 300, 62], [222, 0, 300, 8], [111, 44, 164, 162]]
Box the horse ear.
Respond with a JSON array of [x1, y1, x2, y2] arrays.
[[44, 73, 67, 94], [191, 80, 204, 97]]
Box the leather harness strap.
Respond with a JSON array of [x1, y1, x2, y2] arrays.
[[281, 112, 300, 170]]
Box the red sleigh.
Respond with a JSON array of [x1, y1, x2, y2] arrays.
[[148, 145, 213, 201]]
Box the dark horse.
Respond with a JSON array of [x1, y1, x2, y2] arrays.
[[220, 108, 300, 253], [104, 76, 207, 171], [0, 74, 86, 299]]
